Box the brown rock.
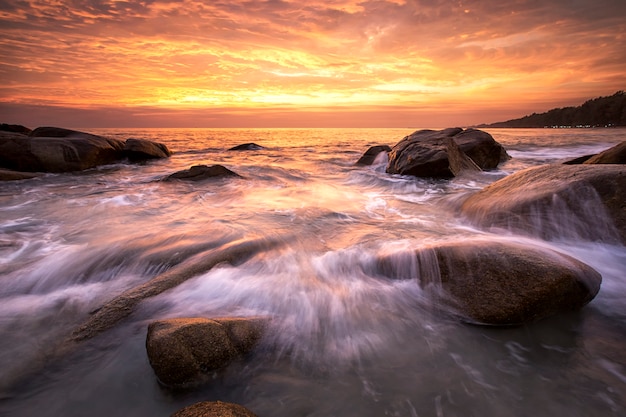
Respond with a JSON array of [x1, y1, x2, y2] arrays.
[[164, 165, 242, 181], [355, 145, 391, 166], [386, 128, 481, 178], [461, 164, 626, 243], [123, 138, 172, 161], [171, 401, 258, 417], [228, 143, 264, 151], [0, 168, 38, 181], [583, 141, 626, 164], [453, 128, 510, 169], [146, 317, 267, 387]]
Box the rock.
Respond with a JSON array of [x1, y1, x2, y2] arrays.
[[355, 145, 391, 166], [378, 239, 602, 325], [228, 143, 264, 151], [0, 168, 38, 181], [453, 128, 510, 169], [386, 128, 484, 178], [146, 317, 267, 387], [461, 164, 626, 243], [123, 138, 172, 161], [171, 401, 258, 417], [583, 141, 626, 164], [164, 165, 242, 181], [0, 123, 31, 135]]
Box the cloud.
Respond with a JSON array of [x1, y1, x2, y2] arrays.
[[1, 0, 625, 126]]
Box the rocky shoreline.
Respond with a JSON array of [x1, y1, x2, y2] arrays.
[[1, 124, 624, 416]]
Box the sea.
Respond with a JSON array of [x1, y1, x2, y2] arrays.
[[0, 127, 625, 417]]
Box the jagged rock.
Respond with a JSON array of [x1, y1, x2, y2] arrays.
[[171, 401, 258, 417], [123, 138, 172, 161], [377, 239, 602, 325], [460, 164, 626, 243], [583, 141, 626, 164], [228, 143, 264, 151], [164, 165, 242, 181], [386, 128, 486, 178], [146, 317, 267, 387], [355, 145, 391, 166]]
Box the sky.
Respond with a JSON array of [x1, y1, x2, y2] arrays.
[[1, 0, 625, 128]]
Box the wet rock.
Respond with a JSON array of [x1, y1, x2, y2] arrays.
[[164, 164, 242, 181], [583, 141, 626, 164], [378, 239, 602, 325], [453, 128, 510, 169], [171, 401, 258, 417], [146, 317, 267, 387], [386, 128, 487, 178], [461, 164, 626, 243], [0, 126, 170, 172], [0, 123, 31, 135], [0, 168, 38, 181], [123, 138, 172, 161], [355, 145, 391, 166], [228, 143, 264, 151]]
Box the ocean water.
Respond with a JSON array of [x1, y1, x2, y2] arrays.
[[0, 127, 624, 417]]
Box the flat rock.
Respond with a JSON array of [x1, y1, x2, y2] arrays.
[[164, 164, 242, 181], [171, 401, 258, 417], [461, 164, 626, 243], [146, 317, 267, 387]]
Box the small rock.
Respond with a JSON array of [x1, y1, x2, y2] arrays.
[[228, 143, 264, 151], [163, 165, 242, 182], [355, 145, 391, 166], [123, 138, 172, 161]]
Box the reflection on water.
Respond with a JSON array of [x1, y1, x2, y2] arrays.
[[0, 128, 625, 416]]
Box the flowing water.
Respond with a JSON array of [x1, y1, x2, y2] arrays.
[[0, 128, 625, 417]]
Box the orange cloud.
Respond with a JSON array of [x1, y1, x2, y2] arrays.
[[0, 0, 625, 127]]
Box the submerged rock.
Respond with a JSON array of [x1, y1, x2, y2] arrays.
[[355, 145, 391, 166], [378, 239, 602, 325], [171, 401, 258, 417], [228, 143, 264, 151], [461, 164, 626, 243], [164, 164, 242, 181], [386, 128, 477, 178], [146, 317, 267, 387], [0, 126, 170, 172], [0, 168, 38, 181]]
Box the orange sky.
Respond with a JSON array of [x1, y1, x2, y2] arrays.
[[1, 0, 625, 127]]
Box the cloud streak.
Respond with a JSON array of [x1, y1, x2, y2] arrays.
[[1, 0, 625, 126]]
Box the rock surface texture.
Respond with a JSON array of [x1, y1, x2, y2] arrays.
[[386, 128, 507, 178], [146, 317, 267, 387], [171, 401, 259, 417], [461, 164, 626, 243]]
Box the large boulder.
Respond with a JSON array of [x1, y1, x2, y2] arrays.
[[386, 128, 481, 178], [460, 164, 626, 243], [355, 145, 391, 166], [0, 127, 170, 172], [146, 317, 267, 387], [583, 141, 626, 164], [377, 239, 602, 325], [123, 138, 172, 161], [453, 128, 510, 169], [163, 165, 242, 181], [171, 401, 258, 417]]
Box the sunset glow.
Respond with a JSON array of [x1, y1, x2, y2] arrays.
[[1, 0, 625, 127]]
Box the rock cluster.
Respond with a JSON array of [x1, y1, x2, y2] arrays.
[[0, 126, 171, 175]]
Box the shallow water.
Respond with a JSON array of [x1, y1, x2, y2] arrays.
[[0, 128, 625, 416]]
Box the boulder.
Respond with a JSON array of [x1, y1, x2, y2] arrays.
[[123, 138, 172, 161], [453, 128, 510, 169], [171, 401, 258, 417], [0, 127, 170, 172], [164, 165, 242, 181], [355, 145, 391, 166], [583, 141, 626, 164], [228, 143, 264, 151], [0, 123, 31, 135], [146, 317, 267, 387], [377, 239, 602, 325], [386, 128, 481, 178], [461, 164, 626, 243]]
